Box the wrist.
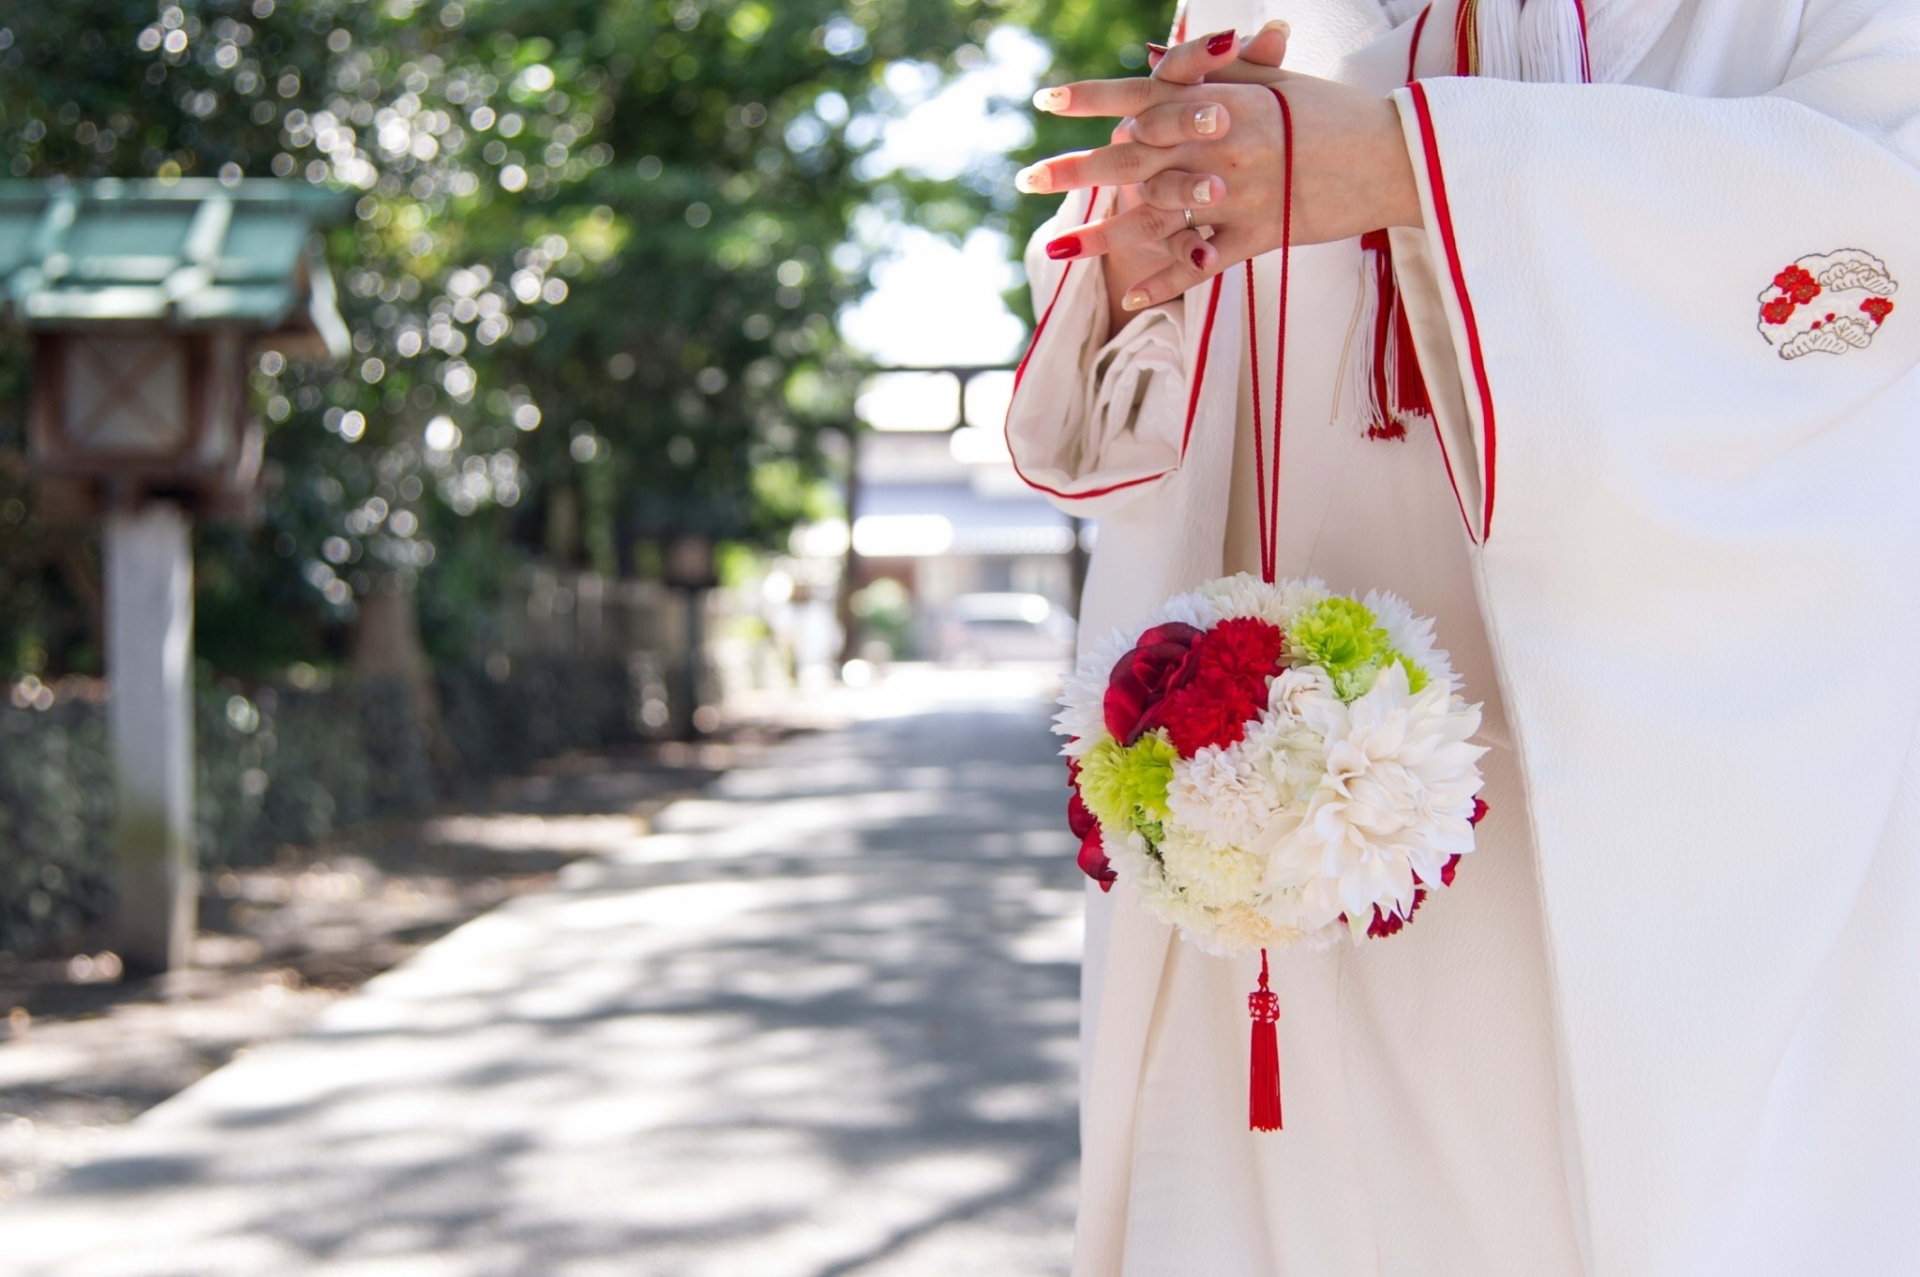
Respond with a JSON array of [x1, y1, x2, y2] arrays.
[[1375, 98, 1423, 229]]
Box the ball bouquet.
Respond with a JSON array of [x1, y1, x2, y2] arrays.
[[1058, 574, 1488, 1128]]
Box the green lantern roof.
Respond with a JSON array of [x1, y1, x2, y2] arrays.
[[0, 178, 351, 359]]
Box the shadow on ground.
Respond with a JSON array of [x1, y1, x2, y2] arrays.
[[1, 671, 1082, 1277]]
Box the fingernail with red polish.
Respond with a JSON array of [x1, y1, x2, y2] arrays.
[[1046, 235, 1082, 261], [1190, 247, 1207, 269], [1206, 30, 1236, 55], [1146, 42, 1167, 55]]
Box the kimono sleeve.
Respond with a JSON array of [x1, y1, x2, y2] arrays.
[[1387, 7, 1920, 1275], [1006, 187, 1225, 518]]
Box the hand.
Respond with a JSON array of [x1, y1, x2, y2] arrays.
[[1044, 26, 1297, 334], [1018, 58, 1421, 313], [1070, 25, 1293, 335]]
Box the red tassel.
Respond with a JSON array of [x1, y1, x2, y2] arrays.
[[1356, 231, 1433, 443], [1392, 290, 1433, 424], [1248, 949, 1283, 1132]]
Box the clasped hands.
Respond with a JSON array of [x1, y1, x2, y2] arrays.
[[1015, 23, 1422, 330]]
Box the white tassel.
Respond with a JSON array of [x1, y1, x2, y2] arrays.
[[1475, 0, 1526, 80], [1519, 0, 1590, 83]]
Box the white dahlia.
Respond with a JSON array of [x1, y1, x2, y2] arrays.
[[1265, 663, 1485, 938]]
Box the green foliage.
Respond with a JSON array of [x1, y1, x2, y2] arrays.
[[0, 658, 637, 954], [0, 0, 1001, 678]]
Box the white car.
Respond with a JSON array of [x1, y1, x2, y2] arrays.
[[937, 593, 1076, 664]]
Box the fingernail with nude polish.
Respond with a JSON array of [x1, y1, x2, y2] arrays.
[[1146, 42, 1167, 56], [1046, 235, 1082, 261], [1193, 104, 1220, 135], [1032, 86, 1069, 112], [1190, 247, 1208, 269], [1205, 30, 1236, 55], [1014, 164, 1051, 194], [1261, 19, 1291, 38], [1122, 289, 1151, 312], [1191, 180, 1213, 206]]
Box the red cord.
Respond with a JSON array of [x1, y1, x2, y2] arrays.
[[1246, 87, 1294, 587]]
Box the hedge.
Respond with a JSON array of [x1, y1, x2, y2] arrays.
[[0, 657, 638, 956]]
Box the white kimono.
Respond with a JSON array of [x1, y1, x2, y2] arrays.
[[1006, 2, 1920, 1274]]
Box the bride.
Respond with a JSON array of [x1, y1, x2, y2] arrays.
[[1005, 2, 1920, 1274]]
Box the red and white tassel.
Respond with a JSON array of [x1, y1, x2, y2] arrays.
[[1248, 949, 1283, 1132], [1456, 0, 1591, 84], [1354, 231, 1433, 443], [1520, 0, 1592, 83]]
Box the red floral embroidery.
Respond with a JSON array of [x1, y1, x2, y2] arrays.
[[1761, 297, 1796, 326], [1862, 297, 1895, 325], [1773, 265, 1821, 304]]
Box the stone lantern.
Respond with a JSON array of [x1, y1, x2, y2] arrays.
[[0, 177, 350, 974]]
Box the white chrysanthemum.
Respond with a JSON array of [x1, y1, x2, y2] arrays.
[[1199, 572, 1329, 629], [1054, 626, 1135, 757], [1363, 589, 1456, 688], [1142, 588, 1219, 631], [1158, 823, 1266, 909], [1104, 826, 1163, 892], [1267, 663, 1485, 928]]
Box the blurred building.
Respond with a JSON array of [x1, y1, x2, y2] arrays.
[[843, 370, 1084, 663]]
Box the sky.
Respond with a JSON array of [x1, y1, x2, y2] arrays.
[[836, 27, 1050, 371]]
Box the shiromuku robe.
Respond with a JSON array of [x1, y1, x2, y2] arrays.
[[1005, 1, 1920, 1274]]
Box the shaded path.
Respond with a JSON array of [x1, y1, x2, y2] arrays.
[[0, 670, 1082, 1276]]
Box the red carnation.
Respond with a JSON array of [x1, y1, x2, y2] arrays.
[[1196, 616, 1287, 683], [1153, 618, 1285, 756], [1077, 828, 1117, 891], [1067, 785, 1096, 841], [1066, 758, 1115, 891], [1104, 622, 1204, 744], [1156, 673, 1269, 756], [1862, 297, 1895, 325]]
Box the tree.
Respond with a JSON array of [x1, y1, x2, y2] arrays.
[[0, 0, 1006, 678]]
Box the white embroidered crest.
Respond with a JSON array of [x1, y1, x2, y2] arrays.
[[1757, 249, 1897, 360]]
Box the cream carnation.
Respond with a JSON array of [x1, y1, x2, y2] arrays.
[[1167, 741, 1283, 850], [1157, 823, 1266, 910]]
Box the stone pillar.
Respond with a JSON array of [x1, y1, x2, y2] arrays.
[[105, 502, 197, 975]]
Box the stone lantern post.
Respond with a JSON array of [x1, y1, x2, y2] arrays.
[[0, 178, 349, 974]]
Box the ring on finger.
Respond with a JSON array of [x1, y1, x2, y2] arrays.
[[1183, 208, 1196, 231]]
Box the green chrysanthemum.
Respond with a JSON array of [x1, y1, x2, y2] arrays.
[[1290, 597, 1395, 701], [1077, 731, 1177, 838]]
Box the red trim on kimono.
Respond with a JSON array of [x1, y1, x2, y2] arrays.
[[1006, 188, 1227, 504], [1408, 5, 1432, 82], [1408, 81, 1498, 542]]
